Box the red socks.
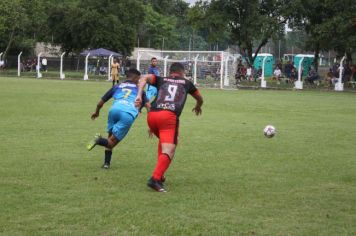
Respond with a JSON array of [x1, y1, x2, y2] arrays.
[[152, 153, 171, 181]]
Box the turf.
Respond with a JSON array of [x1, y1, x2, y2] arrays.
[[0, 76, 355, 235]]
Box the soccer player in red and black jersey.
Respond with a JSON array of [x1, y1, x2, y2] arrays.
[[135, 62, 203, 192]]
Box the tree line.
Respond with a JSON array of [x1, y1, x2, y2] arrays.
[[0, 0, 355, 69]]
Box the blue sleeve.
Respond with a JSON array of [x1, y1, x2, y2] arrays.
[[101, 87, 115, 102], [139, 92, 149, 112]]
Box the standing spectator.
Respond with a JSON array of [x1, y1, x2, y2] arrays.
[[41, 57, 48, 72], [111, 58, 120, 86], [350, 64, 356, 81], [284, 60, 294, 80], [235, 60, 244, 83], [343, 62, 352, 84], [332, 63, 339, 78]]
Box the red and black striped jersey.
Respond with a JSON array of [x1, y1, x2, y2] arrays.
[[149, 75, 199, 117]]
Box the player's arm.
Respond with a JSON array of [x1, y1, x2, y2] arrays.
[[91, 87, 114, 120], [135, 74, 156, 107], [191, 90, 203, 116]]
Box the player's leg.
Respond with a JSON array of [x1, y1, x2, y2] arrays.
[[103, 133, 113, 169], [147, 111, 178, 192]]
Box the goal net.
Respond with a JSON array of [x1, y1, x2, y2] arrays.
[[135, 49, 239, 89]]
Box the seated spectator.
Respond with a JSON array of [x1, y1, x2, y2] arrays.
[[325, 70, 335, 87], [305, 67, 319, 84], [288, 67, 297, 83], [246, 65, 253, 81], [272, 67, 282, 84], [99, 66, 107, 75], [254, 67, 262, 82]]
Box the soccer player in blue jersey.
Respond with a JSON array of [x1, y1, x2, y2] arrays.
[[87, 68, 150, 169], [145, 57, 159, 101]]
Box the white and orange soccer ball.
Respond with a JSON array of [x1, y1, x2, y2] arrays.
[[263, 125, 276, 138]]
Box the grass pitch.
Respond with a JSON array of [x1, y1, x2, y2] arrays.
[[0, 76, 355, 235]]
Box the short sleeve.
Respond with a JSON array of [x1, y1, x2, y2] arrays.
[[187, 80, 198, 95], [101, 87, 115, 102]]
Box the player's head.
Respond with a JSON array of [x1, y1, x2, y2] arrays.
[[169, 62, 185, 77], [151, 57, 158, 67], [126, 68, 141, 83]]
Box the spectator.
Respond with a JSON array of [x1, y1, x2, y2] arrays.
[[276, 60, 283, 70], [41, 57, 48, 72], [289, 67, 297, 83], [254, 67, 262, 82], [284, 60, 294, 80], [326, 70, 337, 87], [272, 67, 282, 84], [343, 62, 352, 83], [246, 65, 253, 81], [0, 59, 4, 69], [305, 67, 319, 84], [332, 63, 339, 78], [235, 60, 245, 83], [351, 64, 356, 81]]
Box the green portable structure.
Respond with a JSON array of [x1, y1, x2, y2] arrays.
[[253, 53, 274, 76], [293, 54, 314, 76]]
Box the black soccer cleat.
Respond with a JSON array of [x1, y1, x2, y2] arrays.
[[147, 177, 166, 192]]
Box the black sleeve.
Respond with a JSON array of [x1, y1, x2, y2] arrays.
[[101, 87, 115, 102], [188, 80, 198, 95], [139, 91, 149, 112], [152, 75, 162, 89]]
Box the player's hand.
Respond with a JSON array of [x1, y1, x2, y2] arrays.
[[135, 96, 142, 108], [91, 112, 99, 120], [148, 129, 154, 139], [192, 106, 202, 116]]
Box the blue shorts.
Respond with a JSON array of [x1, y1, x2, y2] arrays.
[[107, 108, 135, 141]]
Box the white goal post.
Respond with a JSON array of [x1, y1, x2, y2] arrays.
[[136, 49, 240, 89]]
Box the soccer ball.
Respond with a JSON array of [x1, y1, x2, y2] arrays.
[[263, 125, 276, 138]]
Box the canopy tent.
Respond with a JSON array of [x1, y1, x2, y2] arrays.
[[80, 48, 122, 57]]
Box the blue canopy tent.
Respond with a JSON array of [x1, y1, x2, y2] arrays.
[[80, 48, 122, 57], [80, 48, 122, 80]]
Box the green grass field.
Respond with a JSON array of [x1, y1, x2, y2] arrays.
[[0, 76, 355, 235]]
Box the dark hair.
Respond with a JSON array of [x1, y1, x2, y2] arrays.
[[169, 62, 185, 73], [126, 68, 141, 78], [151, 57, 157, 61]]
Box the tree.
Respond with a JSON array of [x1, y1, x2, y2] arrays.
[[0, 0, 48, 57], [290, 0, 356, 69], [188, 0, 293, 65], [48, 0, 144, 55]]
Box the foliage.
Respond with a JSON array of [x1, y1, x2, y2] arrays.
[[0, 0, 48, 56], [48, 0, 144, 55], [289, 0, 356, 68], [189, 0, 293, 64]]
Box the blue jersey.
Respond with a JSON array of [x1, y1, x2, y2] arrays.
[[148, 66, 160, 76], [102, 81, 147, 118]]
